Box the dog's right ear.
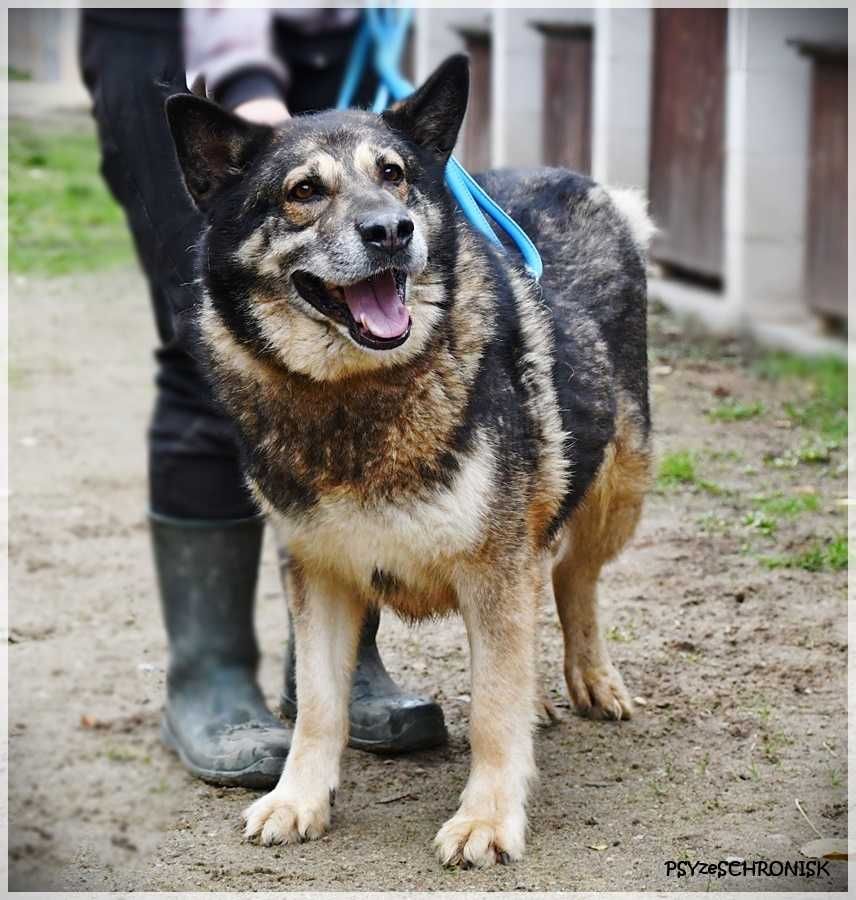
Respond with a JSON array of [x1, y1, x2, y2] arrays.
[[165, 94, 274, 209]]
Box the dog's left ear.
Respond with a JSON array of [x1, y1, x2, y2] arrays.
[[165, 93, 274, 209], [382, 54, 469, 163]]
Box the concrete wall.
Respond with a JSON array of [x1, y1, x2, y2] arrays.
[[493, 8, 594, 168], [724, 8, 847, 328], [415, 8, 594, 169], [8, 7, 848, 348], [9, 8, 79, 83], [588, 6, 846, 350], [590, 8, 653, 192], [413, 8, 487, 166]]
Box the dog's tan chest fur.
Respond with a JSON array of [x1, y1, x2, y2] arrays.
[[270, 431, 497, 617]]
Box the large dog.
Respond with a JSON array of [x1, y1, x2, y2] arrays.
[[166, 55, 652, 868]]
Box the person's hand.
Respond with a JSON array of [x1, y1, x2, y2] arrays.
[[234, 97, 291, 126]]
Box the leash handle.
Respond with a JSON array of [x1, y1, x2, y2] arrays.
[[337, 8, 543, 282]]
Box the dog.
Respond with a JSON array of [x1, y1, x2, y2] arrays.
[[166, 54, 652, 868]]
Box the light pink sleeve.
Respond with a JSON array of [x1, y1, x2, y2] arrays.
[[183, 8, 288, 95]]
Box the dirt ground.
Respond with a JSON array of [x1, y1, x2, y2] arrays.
[[8, 265, 848, 893]]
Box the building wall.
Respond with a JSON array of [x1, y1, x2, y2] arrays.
[[590, 8, 653, 192], [414, 8, 594, 169], [725, 8, 847, 327], [583, 6, 845, 345], [8, 7, 848, 345], [9, 8, 79, 83]]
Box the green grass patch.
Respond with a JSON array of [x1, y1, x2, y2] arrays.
[[760, 534, 848, 573], [10, 122, 133, 275], [657, 451, 697, 487], [708, 399, 765, 422], [657, 450, 723, 495], [752, 492, 820, 517], [797, 442, 836, 464], [755, 351, 846, 442], [742, 511, 777, 537], [764, 441, 841, 468]]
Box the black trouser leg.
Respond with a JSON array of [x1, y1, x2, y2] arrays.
[[80, 13, 290, 787], [81, 11, 445, 764]]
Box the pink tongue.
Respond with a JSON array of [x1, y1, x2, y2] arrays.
[[343, 271, 409, 340]]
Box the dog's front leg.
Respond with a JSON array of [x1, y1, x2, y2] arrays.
[[243, 566, 363, 845], [435, 560, 538, 868]]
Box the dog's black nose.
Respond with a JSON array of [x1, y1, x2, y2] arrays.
[[357, 212, 414, 253]]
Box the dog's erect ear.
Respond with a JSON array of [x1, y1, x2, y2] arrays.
[[382, 55, 469, 163], [165, 93, 274, 208]]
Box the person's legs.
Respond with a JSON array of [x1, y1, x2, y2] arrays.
[[79, 11, 445, 773], [273, 20, 447, 752], [79, 12, 292, 786]]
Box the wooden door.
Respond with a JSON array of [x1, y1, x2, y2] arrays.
[[649, 9, 727, 282], [539, 25, 592, 172], [460, 31, 492, 173], [803, 46, 847, 322]]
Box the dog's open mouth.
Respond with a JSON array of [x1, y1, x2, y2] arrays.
[[292, 269, 411, 350]]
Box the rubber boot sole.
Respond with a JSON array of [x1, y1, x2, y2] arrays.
[[279, 695, 447, 754], [160, 716, 286, 789]]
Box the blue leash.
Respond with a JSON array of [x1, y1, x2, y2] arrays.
[[336, 8, 543, 282]]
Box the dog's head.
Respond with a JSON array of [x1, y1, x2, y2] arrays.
[[166, 55, 469, 380]]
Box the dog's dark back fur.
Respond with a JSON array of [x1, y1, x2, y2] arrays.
[[475, 168, 651, 531]]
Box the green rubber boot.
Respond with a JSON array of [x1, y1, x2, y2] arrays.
[[281, 605, 447, 754], [151, 512, 291, 788]]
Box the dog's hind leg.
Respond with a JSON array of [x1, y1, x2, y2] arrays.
[[434, 556, 540, 868], [242, 562, 364, 846], [553, 430, 649, 721], [553, 544, 632, 721]]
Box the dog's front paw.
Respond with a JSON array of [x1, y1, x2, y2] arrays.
[[434, 812, 524, 868], [242, 789, 330, 846], [565, 656, 633, 721]]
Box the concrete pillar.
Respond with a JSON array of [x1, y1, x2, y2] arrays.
[[590, 8, 653, 191], [413, 8, 468, 84], [413, 9, 488, 166], [58, 10, 81, 85], [724, 8, 846, 326], [491, 9, 543, 167]]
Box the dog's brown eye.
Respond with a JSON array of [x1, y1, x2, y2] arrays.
[[381, 163, 404, 185], [290, 181, 317, 202]]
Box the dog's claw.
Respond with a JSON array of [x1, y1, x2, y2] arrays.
[[242, 790, 331, 847], [435, 815, 523, 869], [565, 657, 633, 721]]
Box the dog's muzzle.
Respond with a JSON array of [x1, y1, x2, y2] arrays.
[[292, 269, 412, 351]]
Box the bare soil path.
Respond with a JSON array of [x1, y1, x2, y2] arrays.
[[8, 267, 847, 892]]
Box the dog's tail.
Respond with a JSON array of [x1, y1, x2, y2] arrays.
[[604, 186, 657, 256]]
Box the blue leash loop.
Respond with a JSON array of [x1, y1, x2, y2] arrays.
[[336, 8, 543, 282]]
